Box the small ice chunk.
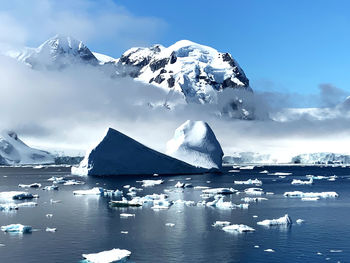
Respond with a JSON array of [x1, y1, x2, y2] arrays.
[[291, 178, 313, 185], [0, 191, 37, 200], [138, 179, 164, 187], [120, 213, 135, 218], [330, 249, 342, 253], [165, 223, 175, 227], [46, 214, 53, 218], [212, 221, 230, 227], [46, 227, 56, 232], [73, 187, 103, 195], [0, 203, 18, 211], [228, 170, 240, 173], [264, 249, 275, 252], [253, 215, 258, 218], [202, 188, 236, 195], [234, 179, 262, 186], [222, 224, 255, 233], [302, 197, 320, 201], [1, 224, 32, 233], [296, 219, 304, 224], [82, 248, 131, 263], [257, 214, 292, 226], [260, 170, 269, 174], [18, 183, 41, 188], [194, 186, 210, 190], [240, 166, 255, 170], [121, 231, 128, 234], [123, 185, 131, 189], [43, 185, 59, 191], [174, 182, 185, 188], [63, 180, 85, 186], [241, 197, 267, 203], [17, 202, 37, 207], [244, 188, 264, 196], [151, 199, 173, 210], [254, 245, 260, 248]]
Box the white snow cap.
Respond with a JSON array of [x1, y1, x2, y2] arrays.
[[166, 120, 223, 170]]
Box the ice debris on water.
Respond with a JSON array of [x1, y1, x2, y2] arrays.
[[296, 219, 304, 224], [291, 178, 313, 185], [18, 183, 41, 188], [120, 213, 135, 218], [73, 187, 104, 195], [241, 197, 267, 203], [257, 214, 292, 226], [46, 227, 56, 232], [82, 248, 131, 263], [202, 188, 236, 195], [1, 224, 32, 233], [165, 223, 175, 227], [138, 179, 164, 187], [212, 221, 231, 227], [0, 191, 38, 200], [264, 249, 275, 252], [222, 224, 255, 233], [284, 191, 338, 198], [43, 185, 59, 191], [234, 179, 262, 186], [244, 188, 264, 196]]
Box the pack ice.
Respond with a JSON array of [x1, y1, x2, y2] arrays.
[[166, 120, 224, 170], [72, 128, 205, 176]]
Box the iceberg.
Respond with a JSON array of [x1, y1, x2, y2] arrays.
[[174, 182, 185, 188], [166, 120, 223, 170], [291, 178, 313, 185], [73, 187, 103, 195], [0, 191, 37, 200], [222, 224, 255, 233], [43, 185, 59, 191], [241, 197, 268, 203], [46, 227, 57, 232], [284, 191, 338, 198], [264, 249, 275, 253], [109, 197, 142, 208], [1, 224, 32, 233], [202, 188, 236, 195], [72, 128, 205, 176], [212, 221, 231, 227], [82, 248, 131, 263], [234, 179, 262, 186], [257, 214, 292, 226]]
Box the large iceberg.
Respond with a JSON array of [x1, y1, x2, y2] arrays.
[[72, 128, 205, 176], [166, 120, 223, 170]]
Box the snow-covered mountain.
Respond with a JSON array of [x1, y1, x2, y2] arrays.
[[0, 131, 54, 165], [117, 40, 251, 116], [7, 35, 253, 119], [8, 34, 98, 69], [291, 153, 350, 164]]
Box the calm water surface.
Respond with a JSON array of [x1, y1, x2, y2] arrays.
[[0, 165, 349, 263]]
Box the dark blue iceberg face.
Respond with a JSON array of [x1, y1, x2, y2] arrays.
[[74, 128, 206, 176]]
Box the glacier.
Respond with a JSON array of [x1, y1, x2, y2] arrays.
[[166, 120, 223, 170], [71, 127, 206, 176]]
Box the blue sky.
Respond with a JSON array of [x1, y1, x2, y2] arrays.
[[113, 0, 350, 96], [1, 0, 350, 98]]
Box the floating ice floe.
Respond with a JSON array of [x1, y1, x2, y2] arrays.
[[264, 249, 275, 252], [244, 188, 264, 196], [202, 188, 236, 195], [1, 224, 32, 233], [234, 179, 262, 186], [47, 177, 65, 184], [109, 197, 142, 208], [165, 223, 175, 227], [63, 180, 85, 186], [257, 214, 292, 226], [194, 186, 210, 190], [207, 197, 249, 209], [222, 224, 255, 233], [284, 191, 338, 198], [103, 189, 123, 198], [151, 199, 173, 210], [139, 179, 164, 187], [73, 187, 103, 195], [212, 221, 231, 227], [46, 227, 56, 232], [120, 213, 135, 218], [228, 170, 240, 173], [240, 166, 255, 170], [260, 170, 269, 174], [82, 248, 131, 263], [241, 197, 268, 203], [121, 231, 128, 234], [129, 187, 142, 192], [306, 175, 328, 180], [269, 172, 292, 176], [18, 183, 41, 188], [46, 214, 53, 218], [175, 182, 185, 188], [291, 178, 313, 185], [43, 185, 59, 191], [328, 175, 338, 181], [0, 191, 37, 200], [17, 202, 37, 207], [123, 185, 130, 189], [296, 219, 304, 224]]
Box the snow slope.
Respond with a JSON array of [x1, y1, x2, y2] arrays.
[[166, 120, 223, 170], [0, 131, 54, 165], [72, 127, 206, 176]]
